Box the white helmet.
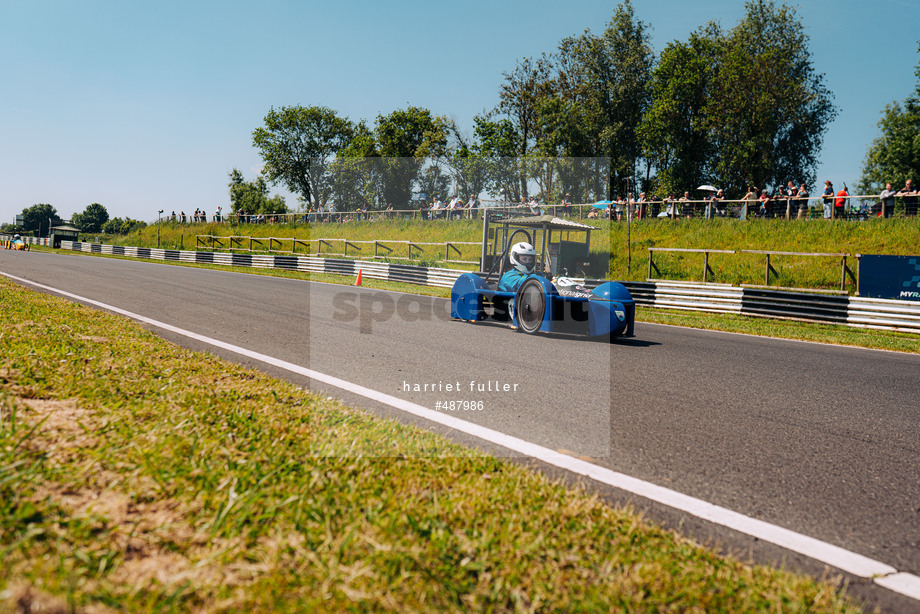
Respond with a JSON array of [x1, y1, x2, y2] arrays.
[[509, 242, 536, 274], [13, 234, 20, 240]]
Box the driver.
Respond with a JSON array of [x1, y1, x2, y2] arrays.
[[11, 234, 27, 251], [498, 242, 536, 292]]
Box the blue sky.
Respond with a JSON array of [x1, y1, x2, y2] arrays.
[[1, 0, 918, 223]]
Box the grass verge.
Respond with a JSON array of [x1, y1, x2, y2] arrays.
[[108, 215, 920, 290], [0, 276, 864, 612]]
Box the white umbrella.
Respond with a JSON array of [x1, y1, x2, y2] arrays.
[[697, 185, 718, 192]]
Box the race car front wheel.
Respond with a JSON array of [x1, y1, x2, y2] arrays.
[[515, 279, 546, 334]]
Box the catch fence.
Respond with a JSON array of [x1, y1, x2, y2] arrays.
[[195, 234, 480, 266], [161, 190, 916, 225]]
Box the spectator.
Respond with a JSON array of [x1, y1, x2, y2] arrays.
[[759, 190, 772, 218], [586, 208, 599, 219], [741, 186, 758, 220], [637, 192, 648, 220], [678, 191, 691, 218], [835, 185, 849, 219], [879, 182, 896, 218], [661, 193, 678, 218], [562, 193, 572, 216], [431, 196, 443, 219], [897, 179, 917, 216], [615, 195, 625, 221], [781, 181, 794, 218], [783, 181, 798, 219], [797, 183, 810, 219], [455, 195, 466, 219], [528, 195, 540, 214], [445, 195, 458, 220], [649, 193, 660, 218], [702, 191, 715, 219], [713, 189, 726, 217], [466, 194, 479, 219], [822, 181, 834, 219]]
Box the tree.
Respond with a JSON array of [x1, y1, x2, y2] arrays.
[[71, 203, 109, 233], [554, 1, 655, 197], [252, 105, 354, 209], [860, 41, 920, 193], [469, 116, 524, 201], [639, 26, 721, 196], [446, 125, 490, 200], [498, 55, 555, 158], [332, 106, 451, 209], [374, 106, 451, 206], [102, 217, 147, 235], [706, 0, 836, 195], [228, 169, 287, 216], [635, 1, 835, 197], [20, 204, 60, 235]]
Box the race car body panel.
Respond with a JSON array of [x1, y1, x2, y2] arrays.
[[450, 272, 635, 340]]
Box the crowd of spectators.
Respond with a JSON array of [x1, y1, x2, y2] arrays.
[[163, 179, 919, 225], [585, 178, 918, 222]]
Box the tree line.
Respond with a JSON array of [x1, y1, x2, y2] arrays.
[[859, 42, 920, 194], [2, 202, 146, 236], [248, 0, 846, 215]]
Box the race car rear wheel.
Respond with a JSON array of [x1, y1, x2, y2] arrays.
[[515, 279, 546, 334]]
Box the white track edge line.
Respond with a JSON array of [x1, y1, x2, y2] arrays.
[[4, 271, 919, 602]]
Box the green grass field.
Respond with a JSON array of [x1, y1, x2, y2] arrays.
[[0, 276, 865, 612]]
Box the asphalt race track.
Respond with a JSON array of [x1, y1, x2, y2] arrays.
[[3, 250, 919, 612]]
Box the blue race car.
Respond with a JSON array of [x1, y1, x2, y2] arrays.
[[450, 272, 635, 340]]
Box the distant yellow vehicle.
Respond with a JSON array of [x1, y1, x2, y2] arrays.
[[6, 235, 29, 251]]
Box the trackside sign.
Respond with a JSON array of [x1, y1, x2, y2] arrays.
[[858, 255, 920, 301]]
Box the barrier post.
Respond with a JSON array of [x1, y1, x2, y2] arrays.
[[840, 256, 857, 291], [840, 256, 846, 291]]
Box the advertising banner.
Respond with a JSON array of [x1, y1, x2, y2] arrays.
[[858, 255, 920, 300]]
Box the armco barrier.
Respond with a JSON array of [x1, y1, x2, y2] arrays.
[[60, 242, 465, 289], [56, 241, 920, 333], [848, 296, 920, 332], [741, 287, 850, 324], [652, 282, 743, 314]]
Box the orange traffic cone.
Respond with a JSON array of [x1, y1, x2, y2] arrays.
[[354, 269, 363, 286]]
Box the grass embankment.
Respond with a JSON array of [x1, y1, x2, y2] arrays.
[[107, 216, 920, 290], [0, 278, 863, 612]]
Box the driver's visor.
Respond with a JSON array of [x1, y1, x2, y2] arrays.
[[517, 255, 534, 266]]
